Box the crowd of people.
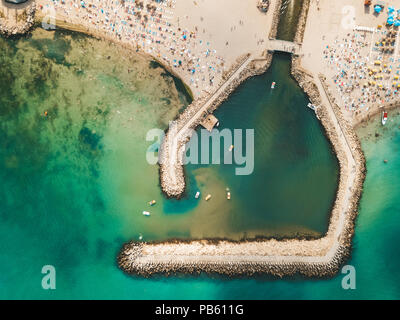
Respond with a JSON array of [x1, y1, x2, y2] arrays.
[[323, 13, 400, 116], [39, 0, 227, 95]]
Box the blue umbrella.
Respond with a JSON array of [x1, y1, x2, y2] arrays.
[[395, 20, 400, 27], [388, 13, 395, 19], [387, 18, 394, 25], [375, 5, 382, 13], [388, 6, 395, 13]]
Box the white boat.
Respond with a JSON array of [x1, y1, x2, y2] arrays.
[[382, 111, 388, 125], [149, 200, 156, 206], [195, 191, 200, 199], [227, 192, 231, 200], [271, 81, 276, 89], [142, 211, 150, 216], [205, 194, 212, 201], [307, 103, 316, 111]]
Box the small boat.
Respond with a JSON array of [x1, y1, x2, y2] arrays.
[[271, 81, 276, 89], [149, 200, 156, 206], [205, 194, 212, 201], [382, 111, 388, 125], [138, 234, 143, 240], [195, 191, 200, 199], [384, 160, 388, 164], [229, 145, 234, 152], [227, 192, 231, 200], [307, 103, 316, 111], [142, 211, 151, 216]]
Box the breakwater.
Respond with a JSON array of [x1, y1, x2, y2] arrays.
[[159, 0, 283, 198], [0, 0, 35, 36], [119, 0, 365, 277], [159, 53, 276, 198], [118, 53, 366, 277]]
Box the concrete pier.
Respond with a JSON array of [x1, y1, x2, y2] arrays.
[[200, 114, 219, 132], [0, 0, 35, 36]]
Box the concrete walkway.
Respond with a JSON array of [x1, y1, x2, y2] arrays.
[[267, 39, 302, 54]]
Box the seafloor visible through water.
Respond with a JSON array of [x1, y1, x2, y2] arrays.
[[0, 26, 399, 299]]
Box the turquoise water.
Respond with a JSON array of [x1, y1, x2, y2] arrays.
[[0, 28, 399, 299]]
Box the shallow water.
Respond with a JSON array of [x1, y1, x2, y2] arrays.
[[1, 28, 398, 299]]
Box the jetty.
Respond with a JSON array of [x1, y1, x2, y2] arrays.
[[159, 54, 254, 198], [0, 0, 35, 36], [119, 60, 364, 277], [200, 114, 219, 132], [119, 0, 366, 278], [267, 39, 302, 55]]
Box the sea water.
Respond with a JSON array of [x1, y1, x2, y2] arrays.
[[1, 28, 398, 299]]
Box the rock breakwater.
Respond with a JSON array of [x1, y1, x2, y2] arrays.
[[0, 1, 35, 37]]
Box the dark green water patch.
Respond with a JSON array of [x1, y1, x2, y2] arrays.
[[186, 53, 339, 237], [277, 0, 305, 41], [29, 34, 72, 66], [150, 59, 193, 107]]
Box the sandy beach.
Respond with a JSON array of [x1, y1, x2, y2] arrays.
[[302, 0, 400, 125]]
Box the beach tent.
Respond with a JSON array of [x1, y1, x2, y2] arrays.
[[375, 5, 382, 13]]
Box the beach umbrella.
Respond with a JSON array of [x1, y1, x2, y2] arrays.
[[375, 5, 382, 13], [395, 20, 400, 27], [387, 18, 394, 25], [388, 13, 395, 19], [388, 6, 395, 13]]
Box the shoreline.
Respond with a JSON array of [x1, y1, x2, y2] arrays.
[[33, 14, 196, 100], [1, 1, 370, 278], [118, 0, 366, 278]]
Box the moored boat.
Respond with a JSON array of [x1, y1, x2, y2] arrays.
[[382, 111, 388, 125], [307, 103, 316, 111], [142, 211, 151, 216], [149, 200, 156, 206], [229, 145, 234, 152], [227, 192, 231, 200], [195, 191, 200, 199], [271, 81, 276, 89], [205, 194, 212, 201]]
